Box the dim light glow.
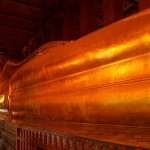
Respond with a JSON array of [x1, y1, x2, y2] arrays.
[[0, 94, 4, 104]]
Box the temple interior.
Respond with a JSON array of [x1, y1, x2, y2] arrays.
[[0, 0, 150, 150]]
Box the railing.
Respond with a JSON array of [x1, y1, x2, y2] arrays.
[[16, 126, 146, 150]]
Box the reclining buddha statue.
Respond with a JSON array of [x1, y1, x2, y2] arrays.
[[0, 8, 150, 149], [7, 9, 150, 127], [0, 9, 150, 150]]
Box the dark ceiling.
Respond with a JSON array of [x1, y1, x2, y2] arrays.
[[0, 0, 63, 59], [0, 0, 138, 61]]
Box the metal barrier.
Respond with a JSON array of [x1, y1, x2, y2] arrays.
[[16, 126, 146, 150]]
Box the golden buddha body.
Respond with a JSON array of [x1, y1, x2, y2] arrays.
[[4, 9, 150, 126]]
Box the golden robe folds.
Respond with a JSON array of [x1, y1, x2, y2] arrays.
[[9, 9, 150, 126]]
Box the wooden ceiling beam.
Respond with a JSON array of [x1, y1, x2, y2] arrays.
[[6, 49, 22, 58], [0, 35, 27, 48], [10, 0, 63, 10], [0, 0, 50, 22], [0, 13, 42, 32], [0, 25, 34, 39], [0, 44, 21, 53], [2, 54, 22, 61], [0, 44, 23, 59], [125, 0, 138, 4]]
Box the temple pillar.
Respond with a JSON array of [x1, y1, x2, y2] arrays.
[[138, 0, 150, 10], [22, 46, 28, 58], [43, 25, 52, 43], [38, 29, 45, 46], [28, 38, 36, 54], [62, 3, 79, 40], [79, 0, 99, 36], [27, 44, 31, 56], [51, 19, 63, 41], [102, 0, 124, 25], [33, 38, 38, 50], [0, 55, 6, 72]]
